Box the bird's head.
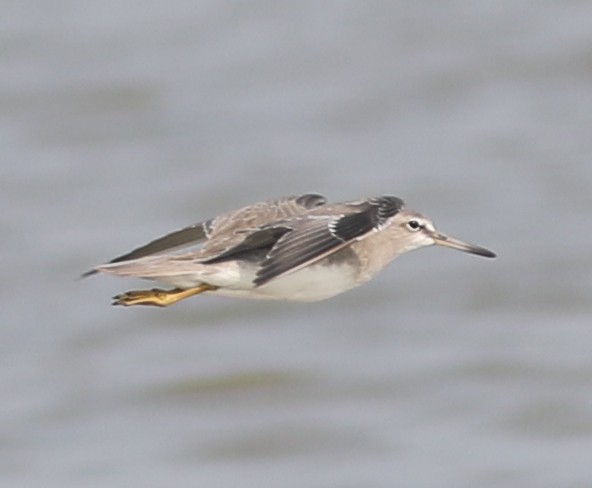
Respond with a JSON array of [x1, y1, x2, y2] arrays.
[[390, 209, 496, 258]]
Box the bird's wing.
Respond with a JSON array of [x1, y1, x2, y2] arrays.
[[254, 196, 404, 286], [83, 193, 327, 277], [193, 193, 327, 261]]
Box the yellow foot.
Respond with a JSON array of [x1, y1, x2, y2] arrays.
[[112, 284, 219, 307]]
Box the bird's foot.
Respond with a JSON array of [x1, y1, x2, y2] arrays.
[[112, 284, 218, 307]]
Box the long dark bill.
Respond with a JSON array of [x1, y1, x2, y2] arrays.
[[431, 232, 496, 258]]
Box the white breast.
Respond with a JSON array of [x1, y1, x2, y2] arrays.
[[211, 263, 361, 302], [152, 255, 367, 302]]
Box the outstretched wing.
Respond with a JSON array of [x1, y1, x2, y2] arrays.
[[83, 193, 327, 277], [254, 196, 404, 286]]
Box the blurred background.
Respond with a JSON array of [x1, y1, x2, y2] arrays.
[[2, 1, 591, 487]]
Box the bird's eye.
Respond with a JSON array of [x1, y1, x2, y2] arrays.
[[406, 220, 422, 231]]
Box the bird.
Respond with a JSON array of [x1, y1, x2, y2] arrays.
[[84, 193, 496, 307]]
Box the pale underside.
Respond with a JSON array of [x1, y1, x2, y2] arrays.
[[153, 250, 362, 302]]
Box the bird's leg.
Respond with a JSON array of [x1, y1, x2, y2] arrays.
[[112, 283, 219, 307]]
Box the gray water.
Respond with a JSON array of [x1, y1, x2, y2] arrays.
[[2, 1, 592, 487]]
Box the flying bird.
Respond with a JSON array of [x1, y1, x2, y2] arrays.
[[84, 193, 496, 307]]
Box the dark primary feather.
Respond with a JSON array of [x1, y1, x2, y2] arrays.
[[330, 210, 377, 241], [367, 196, 405, 224], [202, 226, 291, 263], [254, 218, 345, 286]]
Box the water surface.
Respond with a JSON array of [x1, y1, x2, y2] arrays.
[[2, 2, 592, 487]]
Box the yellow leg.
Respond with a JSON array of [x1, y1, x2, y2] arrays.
[[112, 283, 219, 307]]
